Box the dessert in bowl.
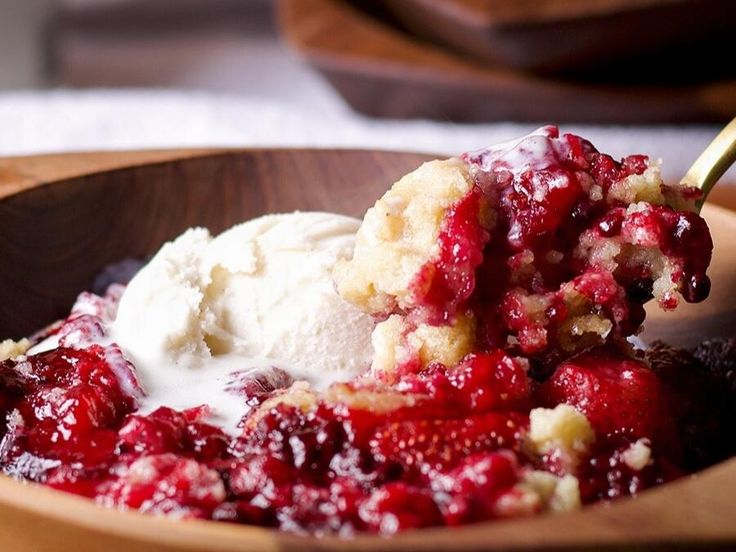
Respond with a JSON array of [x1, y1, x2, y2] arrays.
[[0, 132, 735, 549]]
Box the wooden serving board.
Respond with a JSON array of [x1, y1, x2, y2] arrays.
[[0, 149, 735, 550], [277, 0, 736, 123]]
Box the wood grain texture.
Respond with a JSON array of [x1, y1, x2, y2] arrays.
[[277, 0, 736, 123], [0, 148, 431, 339], [380, 0, 736, 71], [0, 148, 735, 551]]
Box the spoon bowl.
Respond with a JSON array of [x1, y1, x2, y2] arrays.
[[681, 117, 736, 208]]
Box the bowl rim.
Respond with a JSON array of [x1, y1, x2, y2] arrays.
[[1, 457, 735, 550], [1, 147, 735, 550]]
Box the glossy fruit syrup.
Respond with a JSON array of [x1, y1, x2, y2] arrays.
[[0, 129, 729, 535]]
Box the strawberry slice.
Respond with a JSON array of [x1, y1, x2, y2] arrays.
[[397, 350, 531, 414], [538, 347, 678, 452], [370, 412, 527, 476]]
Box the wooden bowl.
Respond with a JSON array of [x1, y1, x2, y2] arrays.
[[378, 0, 736, 73], [277, 0, 736, 123], [0, 149, 735, 551]]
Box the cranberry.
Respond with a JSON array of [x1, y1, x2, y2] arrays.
[[459, 129, 712, 366], [236, 404, 350, 476], [683, 274, 710, 303]]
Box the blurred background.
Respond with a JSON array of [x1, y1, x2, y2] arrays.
[[1, 0, 735, 180], [0, 0, 337, 106]]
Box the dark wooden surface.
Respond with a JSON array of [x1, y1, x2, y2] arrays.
[[277, 0, 736, 123], [0, 148, 735, 550], [380, 0, 736, 72]]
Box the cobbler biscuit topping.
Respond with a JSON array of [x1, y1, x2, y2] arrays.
[[336, 125, 711, 378], [0, 127, 731, 536]]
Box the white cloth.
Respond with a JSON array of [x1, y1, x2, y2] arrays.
[[0, 89, 733, 184]]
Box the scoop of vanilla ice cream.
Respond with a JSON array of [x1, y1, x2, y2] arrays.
[[112, 212, 375, 387]]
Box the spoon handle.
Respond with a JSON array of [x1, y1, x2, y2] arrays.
[[681, 117, 736, 207]]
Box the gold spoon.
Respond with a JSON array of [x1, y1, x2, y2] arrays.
[[680, 117, 736, 209]]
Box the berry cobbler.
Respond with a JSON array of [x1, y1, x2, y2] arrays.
[[1, 126, 733, 536]]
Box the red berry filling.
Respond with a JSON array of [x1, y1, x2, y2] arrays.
[[0, 128, 724, 535], [3, 333, 729, 534], [409, 187, 490, 324], [400, 126, 713, 365]]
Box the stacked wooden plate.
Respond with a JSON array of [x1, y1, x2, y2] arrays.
[[277, 0, 736, 122]]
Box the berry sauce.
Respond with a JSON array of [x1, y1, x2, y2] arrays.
[[2, 306, 731, 534], [0, 128, 726, 536], [409, 126, 713, 365]]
